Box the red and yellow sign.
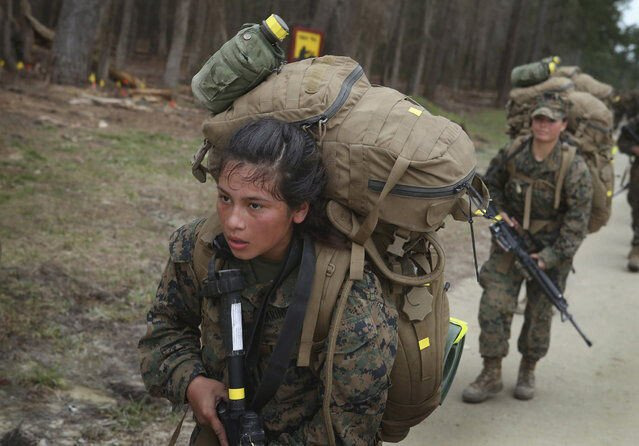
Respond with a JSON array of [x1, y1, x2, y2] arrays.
[[289, 26, 324, 61]]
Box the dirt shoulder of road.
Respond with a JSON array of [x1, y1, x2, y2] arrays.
[[0, 77, 491, 445]]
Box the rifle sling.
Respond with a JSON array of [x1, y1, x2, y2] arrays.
[[250, 234, 316, 411]]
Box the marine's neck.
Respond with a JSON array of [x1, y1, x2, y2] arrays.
[[531, 139, 557, 162]]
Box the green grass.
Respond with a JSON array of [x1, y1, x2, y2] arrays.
[[17, 361, 67, 389]]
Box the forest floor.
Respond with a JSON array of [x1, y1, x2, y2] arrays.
[[0, 74, 503, 445]]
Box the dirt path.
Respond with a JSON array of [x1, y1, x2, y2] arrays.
[[404, 156, 639, 445]]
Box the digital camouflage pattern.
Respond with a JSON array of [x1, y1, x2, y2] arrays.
[[478, 139, 592, 359], [138, 219, 398, 445], [617, 116, 639, 247]]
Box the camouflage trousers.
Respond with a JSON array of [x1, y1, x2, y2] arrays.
[[477, 245, 572, 360], [628, 160, 639, 246]]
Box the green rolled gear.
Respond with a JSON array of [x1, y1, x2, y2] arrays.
[[191, 14, 289, 114], [440, 317, 468, 403], [511, 56, 561, 88]]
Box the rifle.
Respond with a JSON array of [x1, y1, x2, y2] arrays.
[[489, 218, 593, 347], [214, 269, 266, 446]]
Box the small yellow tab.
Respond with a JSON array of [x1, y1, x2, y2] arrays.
[[494, 214, 503, 221], [473, 209, 487, 216], [408, 107, 423, 117], [552, 55, 561, 64], [99, 79, 105, 88], [266, 14, 288, 41], [607, 190, 613, 197], [88, 73, 96, 83], [0, 59, 5, 68], [548, 62, 556, 74], [16, 61, 24, 70], [419, 337, 430, 350], [228, 387, 245, 400], [611, 145, 619, 155]]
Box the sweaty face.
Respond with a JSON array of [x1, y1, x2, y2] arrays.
[[216, 163, 308, 262], [531, 115, 567, 144]]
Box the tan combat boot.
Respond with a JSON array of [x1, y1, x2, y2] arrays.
[[462, 357, 503, 403], [513, 357, 536, 400], [628, 246, 639, 272]]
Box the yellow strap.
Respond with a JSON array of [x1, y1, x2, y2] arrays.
[[228, 387, 245, 400]]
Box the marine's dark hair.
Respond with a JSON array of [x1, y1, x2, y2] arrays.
[[211, 118, 346, 248]]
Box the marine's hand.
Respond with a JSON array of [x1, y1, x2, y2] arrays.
[[530, 253, 546, 270], [186, 376, 230, 446], [499, 211, 519, 228]]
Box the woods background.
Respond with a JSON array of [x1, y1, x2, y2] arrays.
[[2, 0, 639, 106]]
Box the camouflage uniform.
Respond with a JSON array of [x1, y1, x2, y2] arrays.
[[479, 139, 592, 360], [617, 116, 639, 248], [138, 219, 398, 445]]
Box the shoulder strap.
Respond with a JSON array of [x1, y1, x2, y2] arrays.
[[192, 212, 224, 284], [297, 244, 351, 367], [505, 136, 531, 176], [554, 143, 578, 210]]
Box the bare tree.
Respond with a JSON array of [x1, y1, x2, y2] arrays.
[[51, 0, 101, 85], [495, 0, 523, 105], [163, 0, 191, 88], [1, 0, 17, 70], [408, 0, 435, 96], [187, 0, 209, 75], [114, 0, 134, 69]]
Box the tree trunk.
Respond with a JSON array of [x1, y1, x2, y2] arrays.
[[96, 0, 116, 82], [495, 0, 523, 106], [163, 0, 191, 88], [114, 0, 134, 69], [18, 0, 35, 63], [2, 0, 17, 70], [527, 0, 548, 61], [156, 0, 169, 56], [408, 0, 435, 96], [389, 0, 406, 90], [51, 0, 101, 85], [187, 0, 208, 74]]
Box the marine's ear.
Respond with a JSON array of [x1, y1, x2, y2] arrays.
[[292, 202, 310, 224]]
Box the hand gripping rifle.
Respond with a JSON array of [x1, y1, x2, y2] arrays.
[[489, 217, 593, 347], [214, 269, 266, 446]]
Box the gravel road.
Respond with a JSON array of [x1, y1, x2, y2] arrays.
[[403, 155, 639, 446]]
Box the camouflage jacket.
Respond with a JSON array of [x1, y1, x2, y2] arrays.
[[138, 219, 398, 445], [484, 138, 593, 269]]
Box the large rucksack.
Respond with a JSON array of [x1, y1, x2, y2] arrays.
[[191, 55, 486, 442]]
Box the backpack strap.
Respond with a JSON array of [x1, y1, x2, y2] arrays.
[[554, 143, 577, 210], [297, 244, 351, 367]]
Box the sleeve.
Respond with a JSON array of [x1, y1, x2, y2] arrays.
[[537, 156, 593, 268], [271, 267, 399, 446], [617, 118, 639, 156], [483, 145, 511, 213], [138, 220, 208, 406]]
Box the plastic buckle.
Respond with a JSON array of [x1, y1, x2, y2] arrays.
[[386, 230, 409, 257]]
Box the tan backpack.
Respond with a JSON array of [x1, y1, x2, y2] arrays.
[[565, 91, 615, 232], [191, 55, 486, 442], [506, 76, 575, 138], [553, 66, 615, 104]]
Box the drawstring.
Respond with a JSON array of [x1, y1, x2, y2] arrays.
[[468, 196, 480, 281]]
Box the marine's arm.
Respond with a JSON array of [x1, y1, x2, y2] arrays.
[[536, 157, 593, 269], [618, 118, 639, 156], [138, 220, 208, 406], [271, 267, 399, 446], [483, 145, 512, 214]]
